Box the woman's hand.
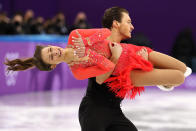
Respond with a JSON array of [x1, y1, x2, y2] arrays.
[[72, 30, 86, 58], [67, 50, 90, 67], [137, 47, 148, 61]]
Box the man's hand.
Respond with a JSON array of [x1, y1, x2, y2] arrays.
[[95, 42, 122, 84], [109, 42, 122, 63]]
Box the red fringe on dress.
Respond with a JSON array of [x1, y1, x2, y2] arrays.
[[104, 54, 153, 99]]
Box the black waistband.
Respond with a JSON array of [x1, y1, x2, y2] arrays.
[[83, 95, 122, 108]]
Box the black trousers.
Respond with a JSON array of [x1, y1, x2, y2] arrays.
[[79, 96, 138, 131]]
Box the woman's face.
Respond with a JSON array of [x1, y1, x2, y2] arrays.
[[41, 45, 65, 65], [118, 12, 134, 39]]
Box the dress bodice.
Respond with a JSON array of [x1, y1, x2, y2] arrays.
[[67, 28, 154, 99]]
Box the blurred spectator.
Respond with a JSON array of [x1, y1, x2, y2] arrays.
[[68, 12, 91, 33], [6, 12, 25, 34], [43, 18, 56, 34], [30, 16, 45, 34], [0, 10, 93, 35], [52, 12, 69, 35], [171, 28, 196, 68], [23, 9, 35, 34], [0, 11, 10, 34], [24, 9, 34, 23]]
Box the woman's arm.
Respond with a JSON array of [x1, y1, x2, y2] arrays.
[[68, 28, 111, 46], [69, 47, 115, 80]]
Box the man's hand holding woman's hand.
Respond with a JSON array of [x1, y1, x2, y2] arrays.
[[109, 42, 122, 64]]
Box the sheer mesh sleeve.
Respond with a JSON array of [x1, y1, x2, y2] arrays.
[[70, 48, 115, 80], [128, 44, 154, 54], [67, 28, 114, 80], [68, 28, 111, 47], [82, 28, 111, 46]]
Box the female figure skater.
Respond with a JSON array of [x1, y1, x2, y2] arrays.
[[5, 7, 191, 131]]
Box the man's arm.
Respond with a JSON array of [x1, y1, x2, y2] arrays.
[[96, 44, 153, 84], [96, 42, 122, 84], [96, 56, 118, 84]]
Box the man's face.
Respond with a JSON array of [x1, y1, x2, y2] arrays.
[[118, 12, 134, 39]]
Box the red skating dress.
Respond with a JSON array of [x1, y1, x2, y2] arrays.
[[67, 28, 154, 99]]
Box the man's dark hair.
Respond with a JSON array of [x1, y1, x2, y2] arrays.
[[102, 7, 129, 29]]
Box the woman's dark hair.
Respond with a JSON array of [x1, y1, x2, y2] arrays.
[[4, 45, 52, 71], [102, 6, 129, 29]]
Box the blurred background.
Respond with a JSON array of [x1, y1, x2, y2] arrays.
[[0, 0, 196, 131]]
